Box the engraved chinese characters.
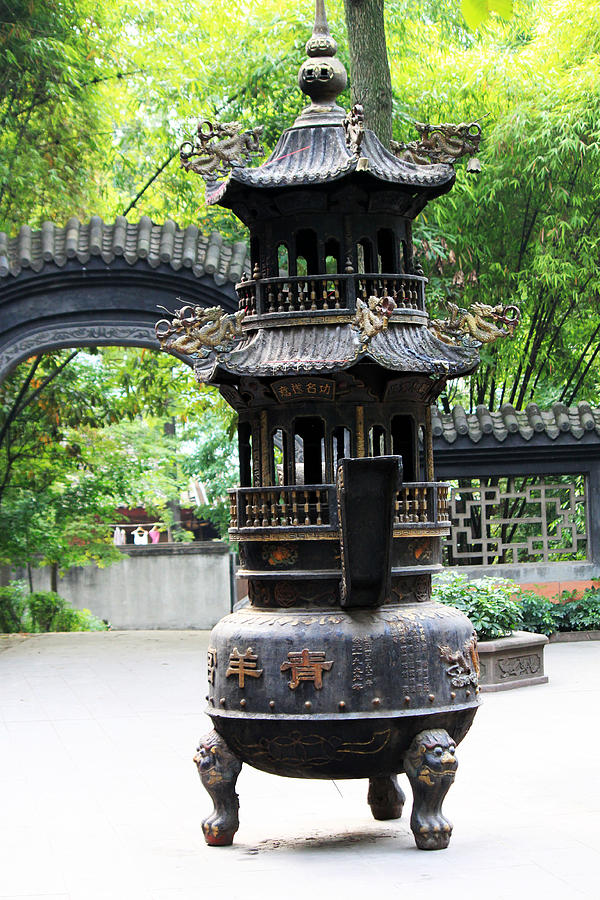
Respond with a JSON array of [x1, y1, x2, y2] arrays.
[[272, 377, 335, 403], [207, 648, 217, 685], [220, 645, 334, 693], [226, 647, 263, 687], [281, 648, 333, 690]]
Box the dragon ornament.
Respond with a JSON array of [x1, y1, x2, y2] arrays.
[[343, 103, 365, 157], [353, 295, 397, 345], [155, 303, 246, 358], [429, 301, 521, 348], [391, 121, 482, 172], [180, 119, 265, 180]]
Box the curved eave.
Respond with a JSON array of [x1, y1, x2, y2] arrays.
[[205, 125, 455, 209], [192, 322, 479, 383]]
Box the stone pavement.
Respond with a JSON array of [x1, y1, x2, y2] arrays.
[[1, 631, 599, 900]]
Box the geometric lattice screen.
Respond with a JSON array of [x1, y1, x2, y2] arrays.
[[444, 475, 587, 565]]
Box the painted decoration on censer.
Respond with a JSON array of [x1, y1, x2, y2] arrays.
[[157, 0, 518, 851]]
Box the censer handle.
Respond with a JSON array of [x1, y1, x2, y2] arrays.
[[336, 455, 402, 608]]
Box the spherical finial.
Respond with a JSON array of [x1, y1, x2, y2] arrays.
[[298, 0, 347, 108]]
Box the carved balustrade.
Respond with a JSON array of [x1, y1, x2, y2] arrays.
[[231, 485, 336, 531], [230, 481, 450, 533], [235, 273, 426, 317]]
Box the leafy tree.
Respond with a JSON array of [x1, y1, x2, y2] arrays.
[[0, 348, 210, 584], [392, 0, 600, 409], [0, 0, 125, 233], [2, 0, 600, 565], [180, 391, 239, 539]]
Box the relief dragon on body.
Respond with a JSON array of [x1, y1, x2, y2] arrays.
[[180, 119, 265, 180], [155, 303, 246, 358]]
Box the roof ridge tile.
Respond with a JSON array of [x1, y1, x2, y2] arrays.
[[0, 217, 246, 292], [432, 403, 600, 445]]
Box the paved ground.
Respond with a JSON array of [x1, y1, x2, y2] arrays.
[[1, 631, 599, 900]]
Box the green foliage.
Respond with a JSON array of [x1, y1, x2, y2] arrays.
[[391, 0, 600, 409], [0, 0, 118, 233], [516, 590, 557, 636], [461, 0, 513, 31], [0, 581, 108, 633], [432, 571, 523, 639], [28, 590, 64, 632], [0, 348, 207, 574], [0, 579, 28, 633], [436, 577, 600, 638], [552, 588, 600, 632], [182, 391, 239, 539]]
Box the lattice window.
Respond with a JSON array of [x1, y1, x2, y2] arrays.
[[444, 475, 587, 566]]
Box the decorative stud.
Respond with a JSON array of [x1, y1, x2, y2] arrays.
[[269, 700, 275, 709], [372, 697, 381, 708], [450, 691, 456, 700], [338, 701, 346, 710], [220, 697, 226, 706], [428, 693, 435, 702], [304, 701, 312, 711], [404, 695, 411, 705], [239, 699, 247, 708], [466, 690, 471, 698]]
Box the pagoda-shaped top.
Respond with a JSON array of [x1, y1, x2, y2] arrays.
[[193, 0, 455, 214], [160, 1, 509, 393]]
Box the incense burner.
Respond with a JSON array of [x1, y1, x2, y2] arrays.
[[158, 0, 489, 851]]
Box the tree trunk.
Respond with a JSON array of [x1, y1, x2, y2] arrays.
[[343, 0, 393, 146], [51, 562, 58, 594]]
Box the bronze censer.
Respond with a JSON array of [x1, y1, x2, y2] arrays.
[[156, 1, 514, 852]]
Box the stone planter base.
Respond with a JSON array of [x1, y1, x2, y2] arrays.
[[478, 631, 549, 692], [549, 630, 600, 643]]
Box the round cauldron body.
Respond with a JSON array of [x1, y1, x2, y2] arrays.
[[206, 600, 479, 779]]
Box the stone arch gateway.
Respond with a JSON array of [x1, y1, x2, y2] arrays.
[[0, 216, 248, 380]]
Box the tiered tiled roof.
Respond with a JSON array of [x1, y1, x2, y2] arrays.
[[195, 321, 478, 381], [210, 126, 453, 199]]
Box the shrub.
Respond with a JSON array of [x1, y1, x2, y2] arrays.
[[52, 605, 108, 632], [517, 591, 557, 636], [433, 574, 600, 639], [0, 580, 28, 633], [553, 589, 600, 632], [28, 591, 65, 632], [0, 582, 109, 633], [432, 572, 523, 641]]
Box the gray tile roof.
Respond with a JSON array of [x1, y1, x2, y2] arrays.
[[206, 125, 455, 207], [432, 402, 600, 443], [0, 216, 249, 287], [194, 320, 479, 382]]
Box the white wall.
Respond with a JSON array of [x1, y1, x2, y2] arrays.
[[29, 542, 233, 630]]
